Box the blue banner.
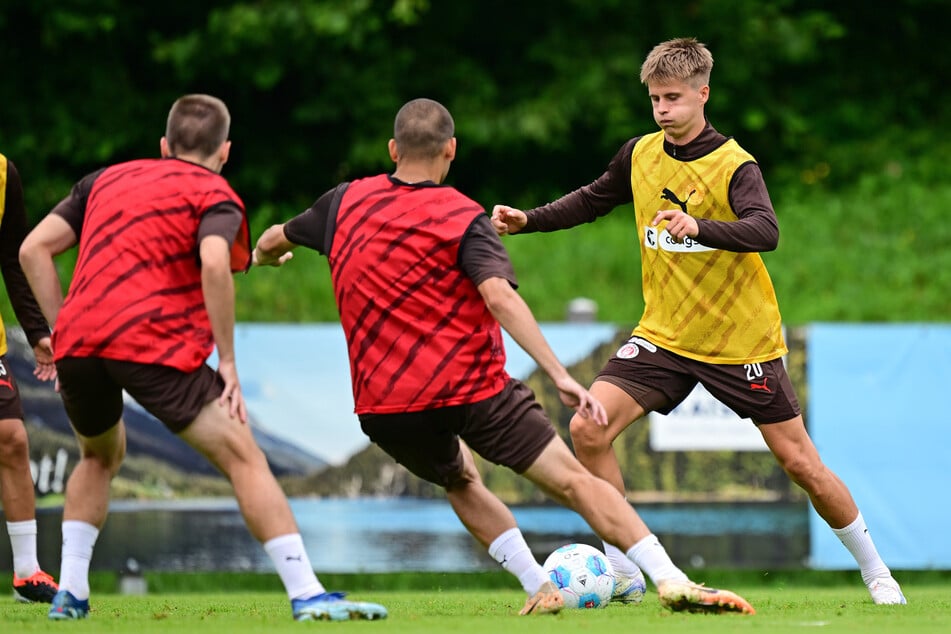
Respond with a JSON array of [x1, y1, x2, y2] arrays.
[[808, 323, 951, 569]]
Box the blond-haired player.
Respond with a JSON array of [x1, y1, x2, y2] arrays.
[[493, 37, 904, 606]]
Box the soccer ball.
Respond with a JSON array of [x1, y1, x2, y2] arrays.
[[543, 543, 616, 609]]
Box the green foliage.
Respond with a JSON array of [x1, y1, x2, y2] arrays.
[[768, 152, 951, 322], [1, 1, 948, 326], [5, 1, 947, 216]]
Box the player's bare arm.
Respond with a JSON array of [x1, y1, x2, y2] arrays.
[[253, 224, 296, 267], [200, 235, 247, 424], [490, 205, 527, 236], [19, 214, 78, 327], [476, 276, 607, 426]]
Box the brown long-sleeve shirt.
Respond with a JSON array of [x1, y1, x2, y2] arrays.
[[522, 123, 779, 253], [2, 159, 50, 346]]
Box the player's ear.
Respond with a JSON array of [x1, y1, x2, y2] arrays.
[[160, 137, 171, 158], [218, 140, 231, 165], [445, 137, 456, 161], [388, 139, 399, 163]]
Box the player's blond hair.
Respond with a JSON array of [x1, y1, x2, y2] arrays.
[[393, 98, 454, 160], [165, 94, 231, 159], [639, 37, 713, 89]]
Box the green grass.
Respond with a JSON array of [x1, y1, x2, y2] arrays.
[[4, 572, 950, 633], [4, 584, 949, 634]]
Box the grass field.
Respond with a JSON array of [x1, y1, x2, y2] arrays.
[[3, 572, 949, 633]]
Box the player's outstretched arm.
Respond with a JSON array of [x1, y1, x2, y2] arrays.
[[490, 205, 527, 236], [477, 276, 607, 426], [253, 224, 296, 267]]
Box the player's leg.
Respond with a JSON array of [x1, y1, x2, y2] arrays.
[[759, 415, 857, 525], [569, 346, 697, 597], [0, 418, 38, 533], [48, 423, 126, 619], [524, 435, 649, 549], [568, 380, 643, 492], [179, 398, 300, 540], [569, 344, 694, 494], [443, 442, 562, 615], [759, 416, 905, 604], [522, 435, 754, 614], [0, 417, 58, 603], [699, 356, 904, 605], [123, 361, 384, 621], [47, 357, 126, 619], [179, 399, 369, 620], [0, 357, 58, 603], [462, 379, 752, 614], [567, 380, 651, 600], [444, 440, 518, 546], [361, 405, 560, 615]]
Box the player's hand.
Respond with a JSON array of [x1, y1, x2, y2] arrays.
[[652, 209, 699, 243], [32, 337, 57, 382], [217, 358, 248, 424], [490, 205, 527, 236], [553, 375, 608, 426], [252, 247, 293, 267]]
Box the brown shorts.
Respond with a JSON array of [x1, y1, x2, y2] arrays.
[[596, 336, 800, 424], [359, 378, 557, 488], [0, 355, 25, 420], [55, 357, 224, 436]]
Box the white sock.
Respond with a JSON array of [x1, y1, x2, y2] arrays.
[[488, 527, 549, 594], [60, 520, 100, 600], [626, 534, 688, 587], [7, 520, 41, 579], [831, 512, 890, 585], [263, 533, 324, 600], [603, 541, 642, 578]]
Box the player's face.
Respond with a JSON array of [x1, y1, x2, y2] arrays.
[[648, 79, 708, 144]]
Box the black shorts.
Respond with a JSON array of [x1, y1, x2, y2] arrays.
[[596, 336, 800, 424], [0, 354, 25, 420], [55, 357, 224, 436], [359, 378, 557, 488]]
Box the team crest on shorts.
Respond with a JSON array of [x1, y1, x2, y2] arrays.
[[615, 341, 640, 359]]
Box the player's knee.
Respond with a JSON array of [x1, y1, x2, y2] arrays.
[[780, 454, 822, 489], [80, 447, 124, 476], [444, 462, 481, 491], [0, 421, 29, 464], [555, 469, 591, 508], [569, 414, 608, 452]]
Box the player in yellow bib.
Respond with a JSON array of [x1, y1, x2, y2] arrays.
[[492, 37, 904, 606], [0, 154, 59, 603]]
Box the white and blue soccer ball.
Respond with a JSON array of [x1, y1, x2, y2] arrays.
[[543, 543, 616, 609]]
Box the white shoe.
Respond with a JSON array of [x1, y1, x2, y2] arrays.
[[612, 570, 647, 604], [867, 576, 906, 605]]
